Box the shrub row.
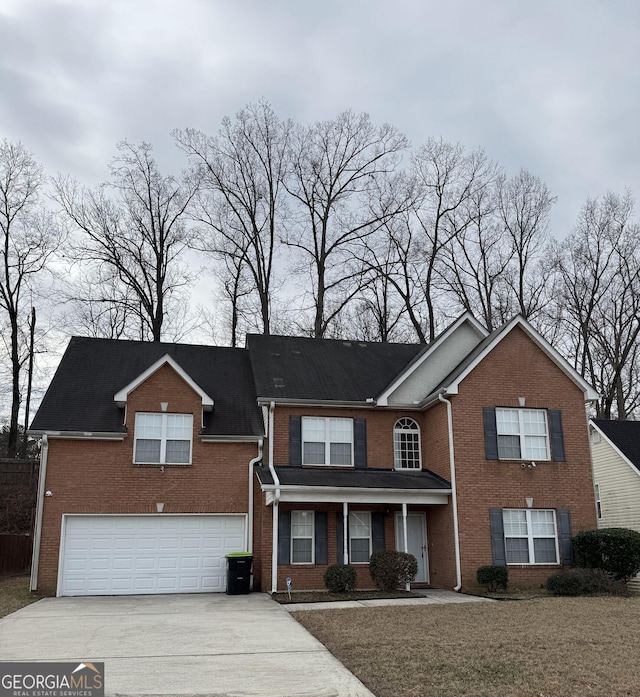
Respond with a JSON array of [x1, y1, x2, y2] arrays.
[[323, 550, 419, 593]]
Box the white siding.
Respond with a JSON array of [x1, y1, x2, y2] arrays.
[[591, 434, 640, 592]]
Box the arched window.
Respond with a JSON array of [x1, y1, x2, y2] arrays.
[[394, 418, 421, 470]]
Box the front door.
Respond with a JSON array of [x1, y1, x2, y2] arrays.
[[395, 512, 429, 583]]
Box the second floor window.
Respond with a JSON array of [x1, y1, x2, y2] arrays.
[[134, 413, 193, 464], [302, 417, 353, 466], [394, 418, 421, 469], [496, 408, 549, 460]]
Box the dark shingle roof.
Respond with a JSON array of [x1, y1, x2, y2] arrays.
[[246, 334, 424, 402], [593, 419, 640, 472], [30, 337, 263, 437], [256, 465, 451, 490]]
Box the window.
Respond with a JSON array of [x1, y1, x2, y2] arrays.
[[595, 483, 602, 519], [496, 408, 549, 460], [394, 418, 421, 469], [349, 511, 372, 563], [134, 413, 193, 464], [302, 417, 353, 466], [291, 511, 314, 564], [502, 509, 558, 564]]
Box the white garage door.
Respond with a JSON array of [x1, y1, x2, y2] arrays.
[[58, 514, 246, 597]]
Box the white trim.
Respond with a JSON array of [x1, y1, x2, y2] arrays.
[[393, 417, 422, 470], [442, 316, 599, 401], [496, 407, 550, 461], [301, 416, 354, 467], [30, 434, 49, 591], [133, 412, 193, 465], [56, 513, 248, 597], [262, 485, 450, 505], [395, 511, 429, 584], [114, 354, 214, 410], [290, 510, 315, 564], [590, 420, 640, 480], [377, 313, 489, 406], [349, 511, 372, 564], [502, 508, 559, 565], [29, 431, 126, 441], [201, 434, 263, 443]]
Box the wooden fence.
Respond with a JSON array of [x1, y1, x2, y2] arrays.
[[0, 534, 32, 575], [0, 459, 39, 485]]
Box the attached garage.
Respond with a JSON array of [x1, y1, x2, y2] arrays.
[[58, 514, 246, 597]]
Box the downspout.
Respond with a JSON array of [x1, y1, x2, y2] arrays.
[[247, 438, 263, 554], [268, 402, 281, 593], [30, 434, 48, 591], [438, 393, 462, 592]]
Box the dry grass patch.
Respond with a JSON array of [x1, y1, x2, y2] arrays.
[[294, 597, 640, 697], [0, 575, 42, 618]]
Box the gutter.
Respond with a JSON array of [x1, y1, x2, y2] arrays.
[[438, 392, 462, 592], [30, 434, 49, 591], [268, 402, 281, 593], [247, 438, 264, 554]]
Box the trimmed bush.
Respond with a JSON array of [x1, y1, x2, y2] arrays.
[[369, 550, 418, 591], [324, 564, 357, 593], [572, 528, 640, 581], [477, 565, 508, 593], [546, 567, 625, 596]]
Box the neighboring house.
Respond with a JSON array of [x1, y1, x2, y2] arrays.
[[589, 419, 640, 592], [29, 314, 598, 597]]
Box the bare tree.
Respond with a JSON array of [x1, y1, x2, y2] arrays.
[[497, 169, 556, 321], [0, 140, 62, 456], [54, 141, 197, 341], [557, 191, 640, 418], [284, 111, 409, 338], [175, 100, 290, 342]]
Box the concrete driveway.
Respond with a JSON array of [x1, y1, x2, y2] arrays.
[[0, 593, 374, 697]]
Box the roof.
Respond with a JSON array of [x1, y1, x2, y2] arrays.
[[256, 465, 451, 490], [30, 337, 263, 437], [246, 333, 424, 402], [592, 419, 640, 473]]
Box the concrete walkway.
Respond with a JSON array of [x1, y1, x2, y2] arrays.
[[0, 593, 375, 697], [282, 589, 494, 612]]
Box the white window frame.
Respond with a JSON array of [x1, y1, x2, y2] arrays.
[[393, 417, 422, 470], [291, 511, 315, 564], [301, 417, 354, 467], [134, 412, 193, 465], [502, 509, 559, 565], [595, 483, 602, 520], [496, 408, 550, 461], [349, 511, 372, 564]]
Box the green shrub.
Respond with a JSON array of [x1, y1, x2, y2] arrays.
[[323, 564, 357, 593], [369, 550, 418, 591], [476, 565, 508, 593], [572, 528, 640, 581], [546, 567, 626, 596]]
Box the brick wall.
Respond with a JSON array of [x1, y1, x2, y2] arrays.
[[37, 364, 258, 595], [450, 326, 596, 588]]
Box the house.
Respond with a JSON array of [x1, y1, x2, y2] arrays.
[[29, 314, 599, 596], [589, 419, 640, 592]]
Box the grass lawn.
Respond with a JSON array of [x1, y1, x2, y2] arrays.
[[0, 575, 43, 618], [294, 596, 640, 697]]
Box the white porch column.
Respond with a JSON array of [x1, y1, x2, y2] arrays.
[[402, 502, 410, 591], [343, 502, 349, 564], [271, 500, 279, 593]]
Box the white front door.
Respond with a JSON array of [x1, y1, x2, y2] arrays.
[[395, 512, 429, 583]]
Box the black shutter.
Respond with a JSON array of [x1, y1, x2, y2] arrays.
[[548, 410, 566, 462], [372, 512, 385, 554], [336, 512, 345, 563], [557, 509, 572, 566], [354, 418, 367, 469], [315, 512, 328, 565], [278, 511, 291, 565], [489, 508, 506, 565], [289, 415, 302, 465], [483, 407, 498, 460]]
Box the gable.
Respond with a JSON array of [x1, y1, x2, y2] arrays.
[[379, 315, 488, 406], [591, 419, 640, 475], [114, 354, 214, 410]]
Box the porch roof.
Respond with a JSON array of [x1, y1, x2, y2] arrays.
[[255, 465, 452, 505]]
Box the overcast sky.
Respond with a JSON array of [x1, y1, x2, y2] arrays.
[[1, 0, 638, 239]]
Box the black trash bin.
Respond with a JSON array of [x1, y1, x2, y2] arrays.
[[225, 552, 253, 595]]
